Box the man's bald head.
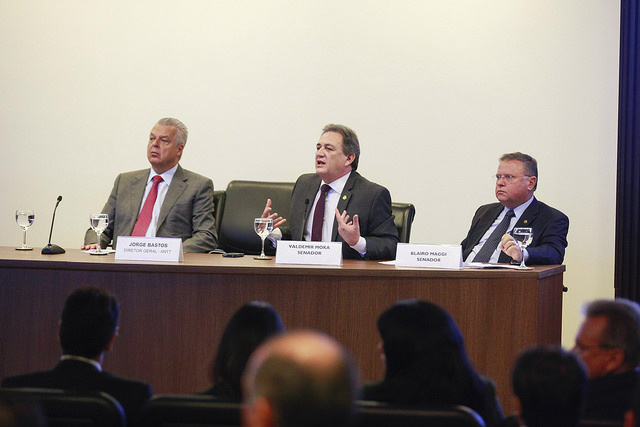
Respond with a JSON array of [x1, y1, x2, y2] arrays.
[[242, 330, 359, 427]]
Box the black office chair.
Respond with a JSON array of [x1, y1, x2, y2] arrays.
[[137, 394, 241, 427], [356, 401, 486, 427], [0, 388, 126, 427], [217, 180, 294, 255], [213, 189, 226, 238], [391, 202, 416, 244]]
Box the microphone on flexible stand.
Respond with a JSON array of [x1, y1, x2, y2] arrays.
[[301, 198, 310, 240], [41, 196, 65, 255]]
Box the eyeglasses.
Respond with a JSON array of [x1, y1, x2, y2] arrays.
[[494, 174, 531, 184]]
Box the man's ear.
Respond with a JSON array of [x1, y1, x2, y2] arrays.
[[345, 152, 355, 167], [105, 332, 117, 352], [242, 397, 276, 427], [603, 347, 626, 375]]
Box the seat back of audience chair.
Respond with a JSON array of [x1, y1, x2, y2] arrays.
[[138, 394, 241, 427], [356, 401, 486, 427], [0, 387, 125, 427]]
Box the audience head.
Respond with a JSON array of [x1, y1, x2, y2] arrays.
[[375, 299, 484, 408], [59, 287, 120, 360], [573, 298, 640, 378], [211, 301, 284, 400], [242, 330, 359, 427], [496, 152, 538, 208], [512, 345, 587, 427]]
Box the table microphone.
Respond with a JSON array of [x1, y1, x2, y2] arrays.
[[301, 198, 310, 240], [41, 195, 66, 255]]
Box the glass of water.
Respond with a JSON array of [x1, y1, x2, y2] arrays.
[[15, 209, 35, 250], [254, 217, 274, 260], [512, 227, 533, 270], [89, 213, 109, 255]]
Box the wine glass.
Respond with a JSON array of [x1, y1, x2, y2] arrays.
[[15, 209, 35, 250], [512, 227, 533, 270], [254, 218, 274, 260], [89, 213, 109, 255]]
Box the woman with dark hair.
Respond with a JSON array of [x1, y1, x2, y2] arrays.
[[203, 301, 284, 400], [362, 299, 504, 427]]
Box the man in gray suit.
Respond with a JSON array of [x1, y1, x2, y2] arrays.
[[262, 124, 398, 260], [82, 118, 217, 253]]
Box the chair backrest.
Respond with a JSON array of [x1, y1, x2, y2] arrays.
[[218, 180, 294, 254], [213, 189, 226, 238], [356, 401, 486, 427], [137, 394, 242, 427], [0, 387, 126, 427], [391, 202, 416, 244]]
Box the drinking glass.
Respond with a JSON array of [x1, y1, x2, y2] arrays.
[[254, 218, 274, 260], [512, 227, 533, 270], [89, 213, 109, 255], [15, 209, 35, 250]]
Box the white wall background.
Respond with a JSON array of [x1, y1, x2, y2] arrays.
[[0, 1, 620, 346]]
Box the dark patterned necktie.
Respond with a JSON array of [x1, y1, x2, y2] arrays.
[[473, 209, 515, 262]]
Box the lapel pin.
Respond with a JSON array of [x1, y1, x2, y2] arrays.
[[342, 195, 347, 200], [523, 220, 528, 224]]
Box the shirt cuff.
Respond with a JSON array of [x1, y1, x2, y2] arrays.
[[267, 228, 283, 247], [350, 236, 367, 256]]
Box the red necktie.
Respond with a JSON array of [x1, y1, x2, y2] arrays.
[[131, 175, 163, 237], [311, 184, 331, 241]]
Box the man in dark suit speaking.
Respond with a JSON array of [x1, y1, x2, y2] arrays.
[[82, 118, 217, 252], [461, 152, 568, 265], [262, 124, 398, 260], [2, 287, 152, 424]]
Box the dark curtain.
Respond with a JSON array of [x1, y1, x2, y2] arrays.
[[616, 0, 640, 299]]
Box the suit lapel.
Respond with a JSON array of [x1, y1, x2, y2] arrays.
[[473, 204, 504, 247], [332, 172, 358, 241], [158, 165, 187, 230], [514, 197, 539, 228]]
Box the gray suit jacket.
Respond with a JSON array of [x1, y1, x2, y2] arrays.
[[84, 165, 218, 253], [284, 172, 398, 260]]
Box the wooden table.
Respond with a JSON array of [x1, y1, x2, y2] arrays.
[[0, 247, 565, 414]]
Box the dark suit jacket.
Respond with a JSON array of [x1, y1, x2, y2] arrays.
[[84, 164, 218, 253], [283, 172, 398, 260], [460, 198, 568, 265], [1, 359, 152, 425], [582, 369, 639, 421]]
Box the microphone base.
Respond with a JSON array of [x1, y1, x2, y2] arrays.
[[41, 244, 66, 255]]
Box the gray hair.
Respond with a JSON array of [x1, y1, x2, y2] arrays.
[[584, 298, 640, 367], [157, 117, 188, 148], [500, 152, 538, 191]]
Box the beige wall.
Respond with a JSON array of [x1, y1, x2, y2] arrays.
[[0, 1, 619, 348]]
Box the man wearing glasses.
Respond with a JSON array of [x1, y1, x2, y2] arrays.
[[460, 152, 568, 265], [573, 299, 640, 422]]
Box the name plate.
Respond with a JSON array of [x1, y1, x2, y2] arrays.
[[395, 243, 462, 269], [115, 237, 184, 262], [275, 241, 343, 266]]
